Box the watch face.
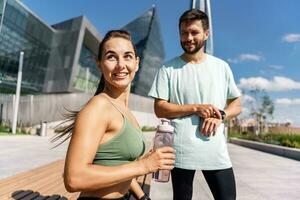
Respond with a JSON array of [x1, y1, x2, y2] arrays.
[[219, 109, 226, 120]]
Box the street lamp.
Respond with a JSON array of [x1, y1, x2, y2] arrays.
[[190, 0, 214, 55], [12, 51, 24, 134]]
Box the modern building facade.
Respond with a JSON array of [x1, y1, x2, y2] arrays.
[[0, 0, 165, 97], [0, 0, 101, 93], [46, 16, 100, 93], [123, 7, 165, 96]]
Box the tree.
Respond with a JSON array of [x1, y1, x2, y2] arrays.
[[249, 89, 274, 134]]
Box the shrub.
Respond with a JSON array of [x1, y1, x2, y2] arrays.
[[0, 123, 11, 133], [0, 123, 29, 135], [141, 126, 157, 132], [229, 131, 300, 149]]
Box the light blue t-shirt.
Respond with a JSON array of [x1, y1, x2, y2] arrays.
[[148, 54, 241, 170]]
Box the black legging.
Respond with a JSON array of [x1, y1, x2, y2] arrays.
[[77, 194, 129, 200], [171, 167, 236, 200]]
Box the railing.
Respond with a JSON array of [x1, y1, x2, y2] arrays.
[[0, 92, 156, 126], [0, 93, 91, 126]]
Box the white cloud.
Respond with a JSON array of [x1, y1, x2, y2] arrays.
[[227, 58, 238, 64], [282, 33, 300, 43], [273, 104, 300, 127], [268, 65, 283, 70], [238, 76, 300, 91], [275, 98, 300, 105], [238, 95, 255, 120], [239, 54, 262, 62], [242, 94, 254, 102], [227, 53, 263, 64]]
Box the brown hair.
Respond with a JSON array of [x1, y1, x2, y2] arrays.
[[179, 9, 209, 31], [52, 30, 137, 146]]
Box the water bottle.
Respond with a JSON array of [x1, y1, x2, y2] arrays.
[[152, 119, 174, 182]]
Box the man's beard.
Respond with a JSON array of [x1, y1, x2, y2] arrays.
[[181, 41, 205, 54]]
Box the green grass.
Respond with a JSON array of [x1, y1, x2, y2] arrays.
[[0, 124, 29, 136], [141, 126, 157, 132], [229, 131, 300, 149], [0, 131, 30, 136], [0, 125, 10, 133]]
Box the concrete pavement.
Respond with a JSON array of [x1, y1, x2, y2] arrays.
[[150, 143, 300, 200], [0, 134, 68, 179], [1, 133, 300, 200]]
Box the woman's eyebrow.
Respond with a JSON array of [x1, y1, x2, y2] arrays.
[[104, 50, 116, 56], [124, 51, 134, 55]]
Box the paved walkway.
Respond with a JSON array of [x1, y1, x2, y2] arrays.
[[1, 134, 300, 199], [0, 134, 68, 179], [150, 143, 300, 200]]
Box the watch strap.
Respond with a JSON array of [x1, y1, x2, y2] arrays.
[[219, 109, 226, 121]]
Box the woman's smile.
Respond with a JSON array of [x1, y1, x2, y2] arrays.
[[113, 72, 129, 78]]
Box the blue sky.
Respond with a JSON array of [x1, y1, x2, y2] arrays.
[[21, 0, 300, 126]]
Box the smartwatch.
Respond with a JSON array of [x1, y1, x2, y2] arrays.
[[219, 109, 226, 121]]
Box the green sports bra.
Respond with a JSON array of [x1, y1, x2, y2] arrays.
[[93, 100, 145, 166]]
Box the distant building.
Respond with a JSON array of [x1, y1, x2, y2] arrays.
[[240, 118, 257, 127], [0, 0, 165, 97], [0, 0, 101, 93], [123, 7, 165, 96]]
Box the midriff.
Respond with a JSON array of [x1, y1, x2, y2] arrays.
[[79, 179, 131, 199]]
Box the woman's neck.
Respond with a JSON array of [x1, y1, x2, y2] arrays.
[[102, 86, 130, 108]]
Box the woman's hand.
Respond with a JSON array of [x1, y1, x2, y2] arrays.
[[138, 147, 175, 174]]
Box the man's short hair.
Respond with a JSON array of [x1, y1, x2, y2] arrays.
[[179, 9, 209, 31]]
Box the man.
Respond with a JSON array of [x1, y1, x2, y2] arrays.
[[148, 9, 242, 200]]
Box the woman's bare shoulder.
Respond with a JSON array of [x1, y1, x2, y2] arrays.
[[84, 94, 110, 110], [77, 94, 112, 120]]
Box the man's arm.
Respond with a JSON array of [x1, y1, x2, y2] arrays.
[[224, 97, 242, 120], [200, 96, 242, 136], [154, 99, 221, 119]]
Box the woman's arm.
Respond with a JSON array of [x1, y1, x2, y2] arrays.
[[64, 96, 175, 192], [129, 178, 145, 199]]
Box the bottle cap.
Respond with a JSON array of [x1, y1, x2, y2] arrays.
[[157, 118, 174, 133]]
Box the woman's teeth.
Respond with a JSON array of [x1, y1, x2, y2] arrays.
[[114, 72, 128, 77]]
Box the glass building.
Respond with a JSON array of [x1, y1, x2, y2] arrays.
[[0, 0, 165, 97], [123, 7, 165, 97], [46, 16, 101, 93], [0, 0, 52, 92], [0, 0, 101, 93]]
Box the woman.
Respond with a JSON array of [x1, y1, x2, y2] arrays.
[[55, 30, 175, 200]]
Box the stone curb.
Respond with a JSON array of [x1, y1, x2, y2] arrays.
[[229, 138, 300, 161]]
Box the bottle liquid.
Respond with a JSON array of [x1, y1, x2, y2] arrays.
[[152, 119, 174, 182]]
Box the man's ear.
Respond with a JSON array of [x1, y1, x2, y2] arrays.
[[204, 29, 210, 40]]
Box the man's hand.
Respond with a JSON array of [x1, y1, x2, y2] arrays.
[[200, 117, 222, 136], [195, 104, 221, 119]]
